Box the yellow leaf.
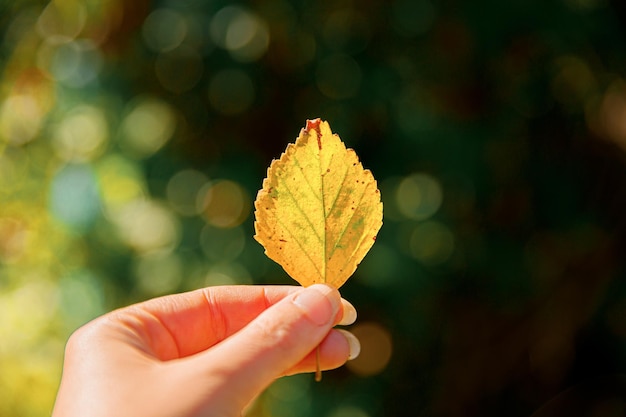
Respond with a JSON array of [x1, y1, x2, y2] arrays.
[[253, 118, 383, 288]]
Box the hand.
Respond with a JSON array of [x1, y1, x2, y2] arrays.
[[51, 284, 360, 417]]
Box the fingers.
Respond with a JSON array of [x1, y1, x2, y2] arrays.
[[181, 284, 355, 410], [118, 285, 302, 359], [283, 328, 361, 376], [118, 285, 356, 361]]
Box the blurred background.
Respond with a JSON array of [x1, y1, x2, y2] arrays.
[[1, 0, 626, 416]]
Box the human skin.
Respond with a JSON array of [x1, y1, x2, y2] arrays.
[[52, 284, 360, 417]]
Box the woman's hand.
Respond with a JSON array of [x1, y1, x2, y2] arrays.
[[52, 284, 359, 417]]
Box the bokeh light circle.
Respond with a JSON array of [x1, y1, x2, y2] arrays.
[[119, 97, 176, 158], [96, 154, 147, 213], [166, 169, 209, 216], [395, 173, 443, 220], [142, 8, 188, 53], [49, 164, 101, 231], [109, 199, 180, 254], [346, 322, 393, 377], [36, 0, 86, 42], [52, 105, 108, 162], [210, 6, 270, 62], [50, 40, 102, 88], [197, 179, 251, 228], [0, 94, 45, 146]]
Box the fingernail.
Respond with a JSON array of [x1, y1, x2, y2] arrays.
[[338, 299, 357, 326], [292, 284, 340, 326], [337, 329, 361, 360]]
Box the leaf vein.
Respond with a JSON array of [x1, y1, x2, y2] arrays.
[[279, 175, 323, 246], [292, 152, 322, 202], [336, 199, 379, 276], [326, 161, 351, 220], [327, 179, 371, 260], [275, 214, 324, 280], [319, 144, 327, 283]]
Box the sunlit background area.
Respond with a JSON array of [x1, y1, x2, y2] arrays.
[[2, 0, 626, 416]]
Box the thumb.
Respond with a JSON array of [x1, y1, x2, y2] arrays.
[[183, 284, 341, 410]]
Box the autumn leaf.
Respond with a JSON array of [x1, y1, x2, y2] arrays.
[[253, 118, 383, 289]]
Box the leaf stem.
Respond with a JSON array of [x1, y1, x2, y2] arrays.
[[315, 346, 322, 382]]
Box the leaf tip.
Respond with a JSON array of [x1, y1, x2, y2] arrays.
[[305, 118, 322, 133], [305, 118, 323, 150]]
